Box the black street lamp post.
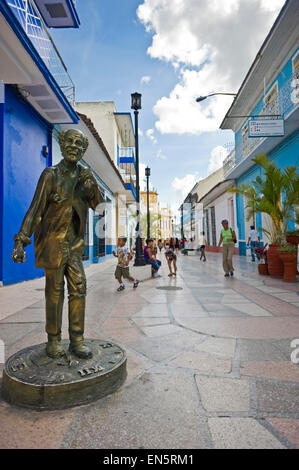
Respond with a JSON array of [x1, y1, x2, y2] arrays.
[[145, 166, 151, 240], [131, 92, 146, 266]]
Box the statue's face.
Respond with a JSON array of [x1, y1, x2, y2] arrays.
[[61, 130, 85, 163]]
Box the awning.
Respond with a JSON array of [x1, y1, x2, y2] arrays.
[[34, 0, 80, 28]]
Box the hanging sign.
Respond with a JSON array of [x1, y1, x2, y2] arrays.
[[248, 118, 285, 137]]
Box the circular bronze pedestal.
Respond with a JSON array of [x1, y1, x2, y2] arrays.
[[2, 339, 126, 410]]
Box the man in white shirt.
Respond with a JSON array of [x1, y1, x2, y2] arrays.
[[247, 225, 260, 262]]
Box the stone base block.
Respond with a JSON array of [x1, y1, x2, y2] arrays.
[[130, 265, 152, 281]]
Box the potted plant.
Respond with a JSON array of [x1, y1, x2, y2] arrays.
[[228, 154, 299, 278], [278, 244, 298, 282]]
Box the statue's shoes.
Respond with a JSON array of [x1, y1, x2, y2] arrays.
[[69, 342, 93, 359], [46, 342, 65, 359]]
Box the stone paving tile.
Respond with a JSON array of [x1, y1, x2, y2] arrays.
[[0, 308, 45, 324], [238, 339, 291, 362], [132, 317, 171, 327], [68, 368, 208, 449], [0, 322, 43, 348], [170, 303, 206, 316], [185, 317, 299, 339], [240, 361, 299, 382], [291, 302, 299, 308], [110, 303, 146, 317], [124, 349, 153, 386], [0, 399, 75, 449], [128, 337, 183, 362], [170, 351, 231, 373], [256, 381, 299, 414], [139, 292, 168, 304], [223, 303, 272, 317], [221, 295, 251, 304], [272, 293, 299, 303], [195, 376, 250, 412], [101, 317, 132, 329], [131, 304, 169, 318], [141, 324, 183, 338], [195, 337, 236, 358], [266, 418, 299, 449], [208, 418, 285, 449], [104, 327, 144, 344]]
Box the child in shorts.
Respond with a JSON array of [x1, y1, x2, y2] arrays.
[[165, 243, 177, 277], [113, 237, 139, 291]]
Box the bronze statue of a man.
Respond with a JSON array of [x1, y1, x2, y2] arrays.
[[12, 129, 102, 359]]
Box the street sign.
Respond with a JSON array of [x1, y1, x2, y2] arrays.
[[248, 118, 285, 138]]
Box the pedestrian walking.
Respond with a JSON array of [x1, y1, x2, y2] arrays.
[[165, 242, 177, 276], [199, 231, 206, 261], [247, 225, 260, 262], [218, 219, 236, 277], [175, 237, 180, 254], [113, 237, 139, 291], [158, 239, 163, 253], [144, 238, 161, 278]]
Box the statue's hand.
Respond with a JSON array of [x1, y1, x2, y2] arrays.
[[12, 241, 26, 263], [83, 178, 95, 199]]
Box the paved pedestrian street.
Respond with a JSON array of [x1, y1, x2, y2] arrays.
[[0, 252, 299, 449]]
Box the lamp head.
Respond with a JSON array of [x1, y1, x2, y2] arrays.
[[131, 92, 142, 110]]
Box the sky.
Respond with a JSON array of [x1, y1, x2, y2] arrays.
[[51, 0, 285, 218]]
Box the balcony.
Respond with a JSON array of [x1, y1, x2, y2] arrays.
[[119, 147, 136, 167], [119, 169, 136, 201], [6, 0, 75, 104], [223, 71, 299, 179]]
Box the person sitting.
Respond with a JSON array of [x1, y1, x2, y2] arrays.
[[144, 238, 161, 278]]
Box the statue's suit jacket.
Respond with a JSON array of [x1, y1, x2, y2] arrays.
[[14, 160, 102, 269]]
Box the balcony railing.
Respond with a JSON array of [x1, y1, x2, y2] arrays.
[[119, 147, 135, 158], [225, 70, 298, 177], [223, 149, 236, 178], [6, 0, 75, 103]]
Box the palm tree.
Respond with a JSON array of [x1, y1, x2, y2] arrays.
[[228, 154, 299, 244]]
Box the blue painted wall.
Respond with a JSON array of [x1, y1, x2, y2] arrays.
[[1, 86, 52, 285], [236, 129, 299, 255]]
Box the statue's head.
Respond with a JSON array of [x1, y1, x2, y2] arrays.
[[58, 129, 88, 164]]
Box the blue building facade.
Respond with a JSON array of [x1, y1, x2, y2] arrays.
[[221, 0, 299, 256], [0, 0, 80, 285]]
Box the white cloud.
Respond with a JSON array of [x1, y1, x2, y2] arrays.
[[141, 75, 151, 84], [137, 0, 284, 135], [156, 149, 167, 160], [138, 128, 143, 136], [146, 128, 157, 144], [171, 173, 199, 200], [208, 146, 229, 175]]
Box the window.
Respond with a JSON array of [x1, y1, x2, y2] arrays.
[[262, 82, 278, 117]]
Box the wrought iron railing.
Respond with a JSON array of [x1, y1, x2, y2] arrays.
[[225, 70, 298, 177], [119, 147, 135, 159], [223, 149, 236, 178], [6, 0, 75, 104]]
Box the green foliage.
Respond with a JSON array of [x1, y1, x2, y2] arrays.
[[228, 154, 299, 244], [278, 244, 297, 253]]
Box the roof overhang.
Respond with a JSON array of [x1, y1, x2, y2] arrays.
[[199, 180, 235, 206], [33, 0, 80, 28], [114, 113, 135, 147], [0, 2, 78, 124], [60, 119, 127, 194], [220, 0, 299, 133]]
